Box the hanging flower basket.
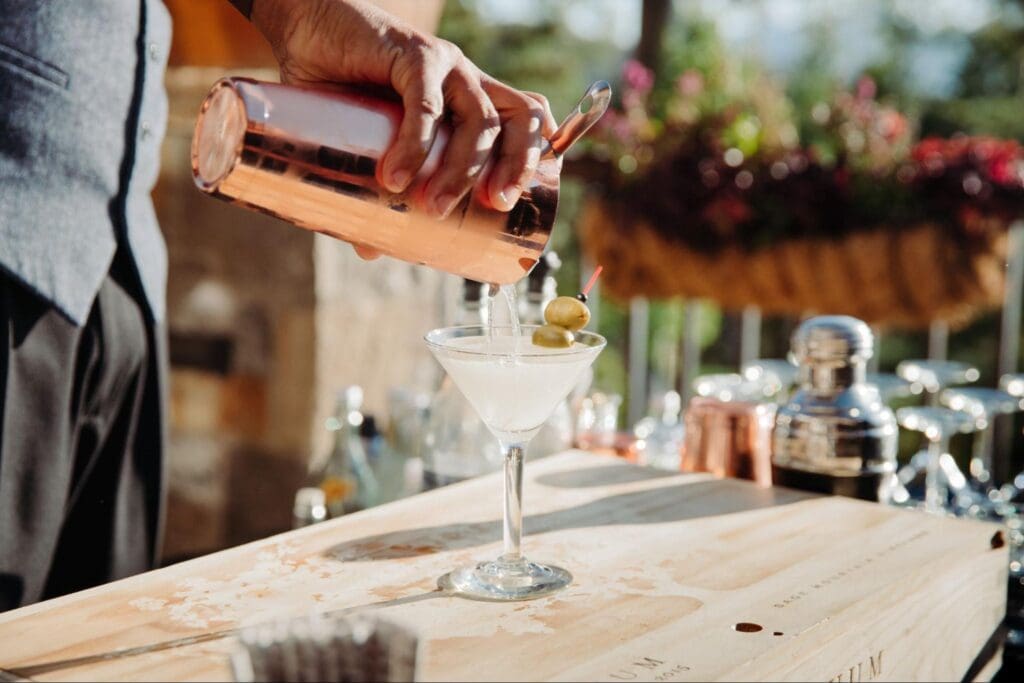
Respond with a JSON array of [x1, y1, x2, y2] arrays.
[[575, 57, 1024, 329], [580, 197, 1009, 328]]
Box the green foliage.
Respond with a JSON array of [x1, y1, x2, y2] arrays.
[[437, 0, 623, 114], [957, 21, 1024, 98], [436, 0, 1024, 430], [921, 97, 1024, 141]]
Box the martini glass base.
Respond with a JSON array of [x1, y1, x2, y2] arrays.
[[440, 556, 572, 601]]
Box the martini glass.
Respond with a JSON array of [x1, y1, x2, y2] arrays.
[[741, 359, 797, 403], [999, 374, 1024, 502], [895, 407, 976, 515], [425, 325, 605, 601], [895, 360, 979, 504], [694, 373, 778, 403], [866, 373, 915, 404], [942, 387, 1023, 519]]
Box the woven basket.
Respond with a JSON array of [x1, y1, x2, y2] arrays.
[[580, 199, 1008, 329]]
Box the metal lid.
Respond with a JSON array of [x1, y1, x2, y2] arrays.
[[792, 315, 874, 364]]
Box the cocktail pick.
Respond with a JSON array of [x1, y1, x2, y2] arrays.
[[577, 265, 603, 303]]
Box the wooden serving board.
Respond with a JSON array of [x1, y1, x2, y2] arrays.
[[0, 451, 1007, 682]]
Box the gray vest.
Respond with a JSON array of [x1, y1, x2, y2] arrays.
[[0, 0, 170, 325]]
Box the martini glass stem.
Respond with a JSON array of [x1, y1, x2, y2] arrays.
[[970, 421, 993, 486], [925, 434, 950, 514], [501, 442, 526, 562]]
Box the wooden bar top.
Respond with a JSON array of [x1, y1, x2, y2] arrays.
[[0, 451, 1008, 682]]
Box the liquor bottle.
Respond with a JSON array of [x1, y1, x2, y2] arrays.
[[307, 386, 381, 517], [421, 280, 502, 489]]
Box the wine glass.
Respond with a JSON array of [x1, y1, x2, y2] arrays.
[[425, 325, 605, 601], [694, 373, 778, 403], [895, 407, 976, 515], [999, 374, 1024, 500], [896, 360, 980, 402], [895, 360, 979, 504], [942, 387, 1023, 519], [866, 373, 915, 404], [741, 359, 797, 402]]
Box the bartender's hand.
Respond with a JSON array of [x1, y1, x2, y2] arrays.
[[253, 0, 557, 236]]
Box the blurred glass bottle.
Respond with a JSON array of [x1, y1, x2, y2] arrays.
[[633, 390, 685, 470], [305, 386, 380, 517], [292, 487, 328, 529], [386, 387, 432, 497], [360, 414, 408, 505], [518, 252, 574, 458], [422, 280, 503, 489]]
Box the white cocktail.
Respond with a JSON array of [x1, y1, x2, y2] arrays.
[[425, 325, 605, 600]]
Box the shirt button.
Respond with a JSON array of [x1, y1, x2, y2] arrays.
[[149, 42, 160, 62], [141, 121, 152, 140]]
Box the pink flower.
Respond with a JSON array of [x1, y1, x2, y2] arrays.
[[855, 76, 876, 100], [877, 110, 908, 142], [621, 59, 654, 94], [676, 69, 704, 97]]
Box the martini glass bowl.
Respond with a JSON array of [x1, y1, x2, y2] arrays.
[[425, 324, 605, 601]]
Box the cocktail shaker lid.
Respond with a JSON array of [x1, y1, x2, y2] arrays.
[[792, 316, 874, 364]]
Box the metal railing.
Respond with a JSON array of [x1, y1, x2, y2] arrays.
[[612, 220, 1024, 421]]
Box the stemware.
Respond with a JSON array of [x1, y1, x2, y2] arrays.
[[942, 387, 1023, 519], [895, 407, 976, 515], [425, 325, 605, 601], [694, 373, 778, 403], [895, 360, 979, 502], [866, 373, 915, 404], [896, 360, 980, 403], [999, 374, 1024, 498], [740, 359, 797, 402]]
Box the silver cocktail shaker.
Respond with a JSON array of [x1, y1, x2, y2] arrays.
[[191, 78, 610, 286], [772, 316, 898, 502]]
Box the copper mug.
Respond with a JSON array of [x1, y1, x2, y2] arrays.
[[682, 397, 775, 487], [191, 78, 610, 285]]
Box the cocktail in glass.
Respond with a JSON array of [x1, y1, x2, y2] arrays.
[[425, 324, 605, 601]]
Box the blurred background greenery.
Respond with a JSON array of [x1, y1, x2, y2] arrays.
[[438, 0, 1024, 390], [436, 0, 1024, 470]]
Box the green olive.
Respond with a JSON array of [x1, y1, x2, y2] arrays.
[[532, 324, 574, 348], [544, 296, 591, 331]]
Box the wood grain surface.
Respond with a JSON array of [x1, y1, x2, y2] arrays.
[[0, 451, 1008, 682]]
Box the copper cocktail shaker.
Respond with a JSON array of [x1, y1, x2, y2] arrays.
[[682, 397, 775, 486], [191, 78, 610, 285]]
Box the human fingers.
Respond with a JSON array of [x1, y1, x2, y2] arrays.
[[481, 80, 553, 210], [380, 37, 457, 193], [422, 63, 501, 218]]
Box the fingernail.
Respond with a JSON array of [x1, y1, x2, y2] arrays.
[[388, 169, 412, 193], [434, 193, 459, 218], [497, 185, 521, 210]]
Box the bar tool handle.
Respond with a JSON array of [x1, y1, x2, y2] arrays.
[[542, 80, 612, 160]]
